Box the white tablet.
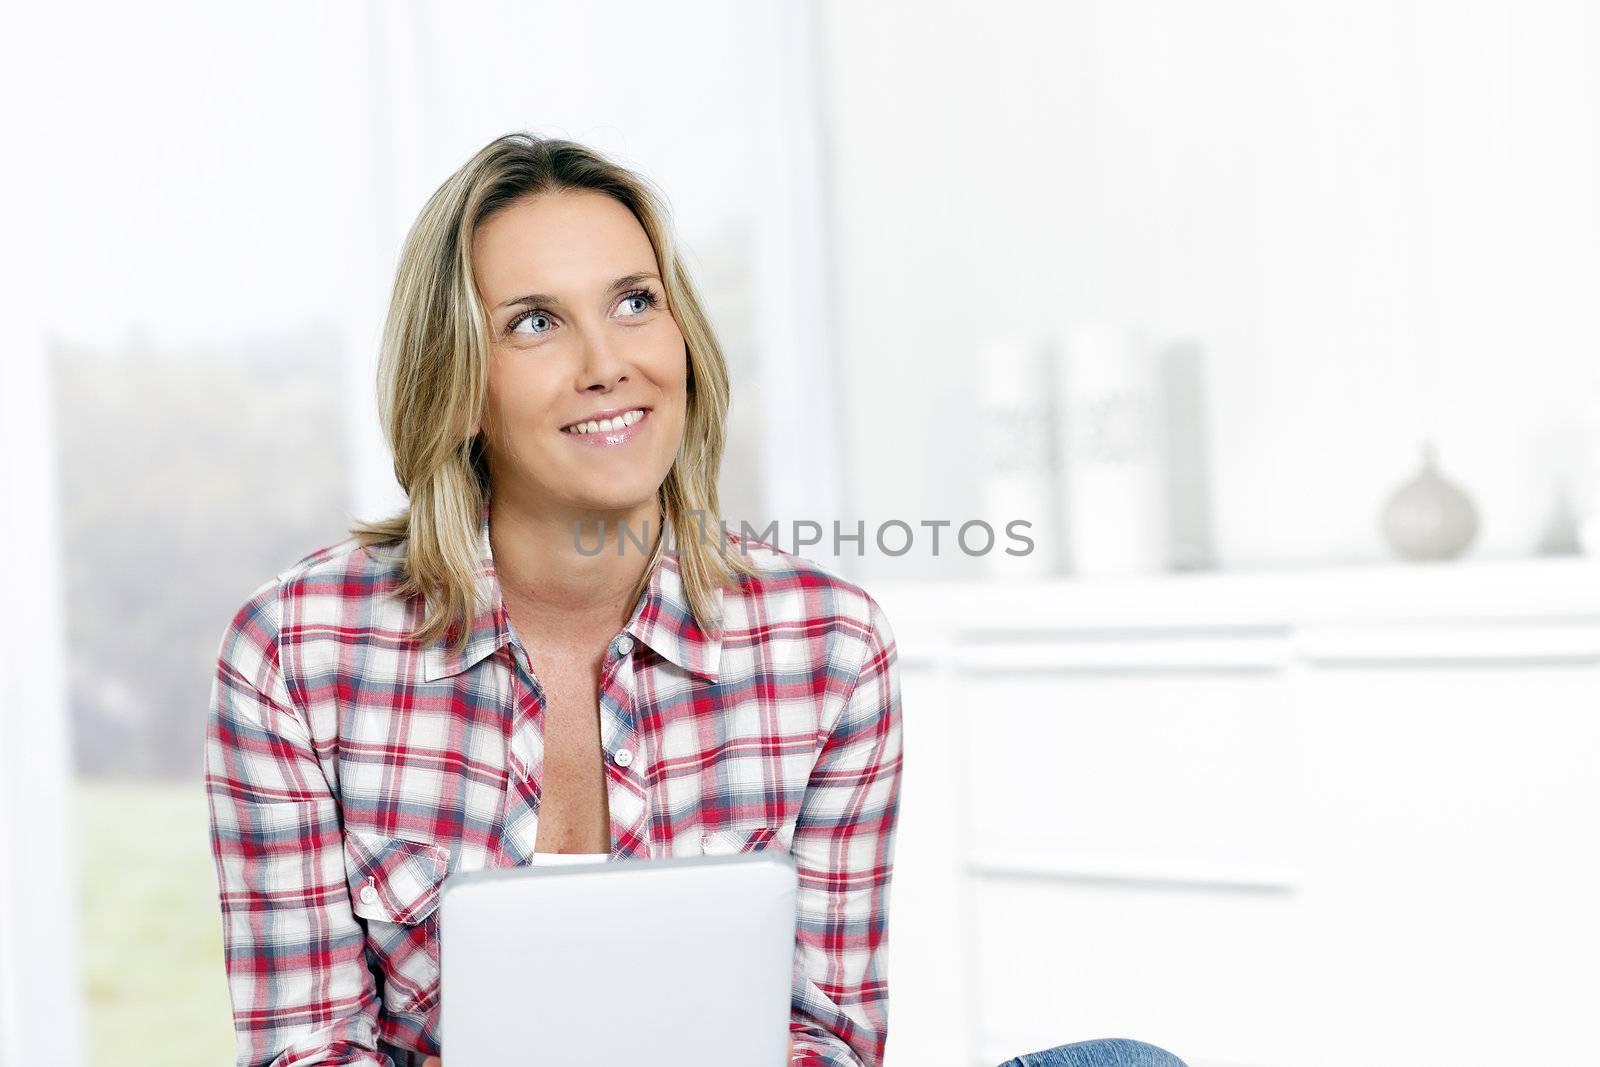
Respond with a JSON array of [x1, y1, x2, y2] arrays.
[[438, 850, 798, 1066]]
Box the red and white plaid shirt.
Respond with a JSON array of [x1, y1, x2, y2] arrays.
[[204, 504, 903, 1067]]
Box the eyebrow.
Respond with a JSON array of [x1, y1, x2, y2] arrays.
[[493, 272, 661, 312]]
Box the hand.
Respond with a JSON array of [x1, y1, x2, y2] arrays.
[[422, 1036, 793, 1065]]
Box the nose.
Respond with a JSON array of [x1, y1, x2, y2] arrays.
[[575, 330, 629, 393]]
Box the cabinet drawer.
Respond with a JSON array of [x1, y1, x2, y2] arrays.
[[961, 671, 1294, 874]]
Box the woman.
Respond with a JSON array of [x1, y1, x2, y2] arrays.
[[204, 132, 1188, 1067]]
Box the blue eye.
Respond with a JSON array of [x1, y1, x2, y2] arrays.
[[618, 288, 661, 317], [507, 310, 553, 336]]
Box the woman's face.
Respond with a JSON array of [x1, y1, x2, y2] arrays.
[[470, 188, 687, 518]]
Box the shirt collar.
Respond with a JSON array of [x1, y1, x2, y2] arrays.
[[420, 502, 723, 684]]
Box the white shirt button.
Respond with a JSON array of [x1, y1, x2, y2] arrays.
[[614, 634, 635, 656], [613, 748, 634, 768], [359, 883, 378, 905]]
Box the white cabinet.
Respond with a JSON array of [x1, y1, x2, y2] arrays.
[[873, 558, 1600, 1067], [1289, 657, 1600, 1066]]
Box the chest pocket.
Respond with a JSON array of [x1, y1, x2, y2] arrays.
[[344, 829, 451, 1016]]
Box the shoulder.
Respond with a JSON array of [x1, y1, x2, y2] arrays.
[[271, 531, 405, 596], [219, 534, 411, 660], [721, 530, 896, 659]]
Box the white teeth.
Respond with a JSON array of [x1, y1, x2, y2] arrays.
[[564, 408, 645, 435]]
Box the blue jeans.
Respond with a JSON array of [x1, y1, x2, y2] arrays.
[[997, 1036, 1190, 1067]]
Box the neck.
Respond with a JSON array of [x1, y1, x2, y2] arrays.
[[486, 491, 664, 635]]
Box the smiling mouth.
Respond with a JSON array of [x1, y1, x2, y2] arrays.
[[560, 407, 650, 436]]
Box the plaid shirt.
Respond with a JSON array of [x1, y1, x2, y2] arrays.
[[204, 505, 903, 1067]]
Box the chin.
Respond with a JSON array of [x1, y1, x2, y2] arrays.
[[567, 489, 661, 515]]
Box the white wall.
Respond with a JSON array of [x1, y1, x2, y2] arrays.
[[819, 0, 1600, 577], [0, 317, 84, 1067], [0, 12, 85, 1062]]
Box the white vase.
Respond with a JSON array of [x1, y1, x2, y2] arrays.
[[1052, 322, 1170, 576], [976, 335, 1058, 577], [1379, 441, 1479, 561], [1159, 338, 1217, 571]]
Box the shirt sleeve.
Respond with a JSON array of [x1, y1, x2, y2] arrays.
[[787, 594, 905, 1067], [204, 578, 390, 1066]]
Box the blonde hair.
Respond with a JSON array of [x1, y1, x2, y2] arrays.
[[350, 132, 760, 657]]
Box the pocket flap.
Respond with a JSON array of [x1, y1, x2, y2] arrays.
[[344, 829, 450, 925], [700, 824, 792, 856]]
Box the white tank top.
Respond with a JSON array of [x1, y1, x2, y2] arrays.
[[528, 850, 609, 866]]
